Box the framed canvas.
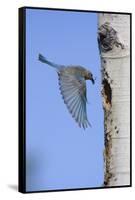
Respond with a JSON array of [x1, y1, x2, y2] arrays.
[[19, 7, 132, 193]]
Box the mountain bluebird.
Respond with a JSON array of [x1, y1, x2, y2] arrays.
[[38, 54, 95, 129]]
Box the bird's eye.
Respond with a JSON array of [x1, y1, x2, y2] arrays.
[[88, 72, 92, 78]]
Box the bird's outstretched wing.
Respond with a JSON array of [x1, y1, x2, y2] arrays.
[[58, 72, 91, 129]]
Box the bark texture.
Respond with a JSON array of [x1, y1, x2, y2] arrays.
[[98, 13, 130, 186]]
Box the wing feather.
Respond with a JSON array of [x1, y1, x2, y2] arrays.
[[58, 72, 91, 129]]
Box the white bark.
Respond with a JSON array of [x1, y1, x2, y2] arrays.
[[98, 14, 130, 186]]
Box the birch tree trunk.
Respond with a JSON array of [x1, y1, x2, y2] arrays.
[[98, 13, 130, 186]]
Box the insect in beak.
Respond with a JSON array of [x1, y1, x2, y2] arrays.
[[91, 77, 95, 84]]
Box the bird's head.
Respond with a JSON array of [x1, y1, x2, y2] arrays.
[[85, 70, 95, 84]]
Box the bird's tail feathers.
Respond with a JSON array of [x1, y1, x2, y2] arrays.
[[38, 53, 64, 70]]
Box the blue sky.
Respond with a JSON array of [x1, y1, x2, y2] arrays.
[[26, 8, 104, 192]]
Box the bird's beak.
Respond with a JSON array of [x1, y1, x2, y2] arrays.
[[91, 77, 95, 84]]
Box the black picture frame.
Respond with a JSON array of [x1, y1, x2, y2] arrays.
[[19, 6, 132, 193]]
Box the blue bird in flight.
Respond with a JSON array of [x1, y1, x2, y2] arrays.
[[38, 54, 95, 129]]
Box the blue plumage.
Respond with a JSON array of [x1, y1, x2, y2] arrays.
[[38, 53, 95, 129]]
